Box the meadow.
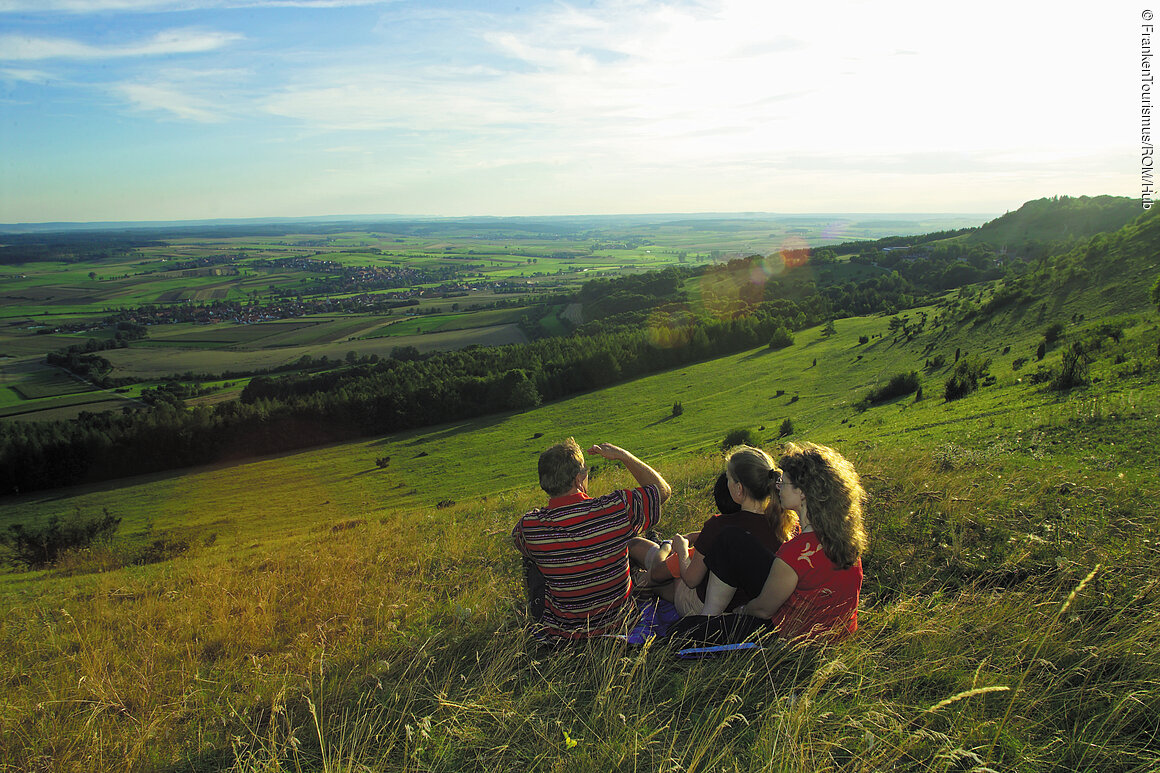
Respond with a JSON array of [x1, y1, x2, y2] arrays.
[[1, 295, 1157, 771]]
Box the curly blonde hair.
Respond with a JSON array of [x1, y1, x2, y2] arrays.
[[777, 442, 867, 569]]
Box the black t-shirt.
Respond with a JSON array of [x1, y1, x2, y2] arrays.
[[693, 510, 784, 605]]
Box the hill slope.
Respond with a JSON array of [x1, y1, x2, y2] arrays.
[[0, 207, 1158, 772], [966, 194, 1140, 255]]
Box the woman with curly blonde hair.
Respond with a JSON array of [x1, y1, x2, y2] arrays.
[[688, 441, 868, 643]]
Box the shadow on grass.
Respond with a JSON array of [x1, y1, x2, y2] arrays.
[[368, 413, 512, 448], [739, 346, 781, 362]]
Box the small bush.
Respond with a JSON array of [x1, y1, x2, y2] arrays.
[[1052, 342, 1091, 391], [721, 427, 758, 450], [944, 355, 991, 402], [1028, 365, 1055, 384], [768, 326, 794, 350], [375, 456, 391, 469], [53, 529, 195, 576], [0, 509, 121, 570], [133, 535, 191, 565], [778, 418, 794, 437], [671, 402, 683, 417], [861, 371, 920, 407]]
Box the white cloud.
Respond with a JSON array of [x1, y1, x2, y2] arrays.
[[0, 66, 53, 83], [0, 28, 243, 60], [113, 81, 226, 121]]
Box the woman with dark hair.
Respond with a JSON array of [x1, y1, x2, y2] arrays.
[[694, 441, 868, 642], [634, 445, 798, 616]]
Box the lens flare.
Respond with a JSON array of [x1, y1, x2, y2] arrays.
[[646, 307, 695, 348], [780, 235, 810, 269], [685, 251, 792, 321]]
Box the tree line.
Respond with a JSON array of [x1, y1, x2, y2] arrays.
[[0, 255, 927, 494]]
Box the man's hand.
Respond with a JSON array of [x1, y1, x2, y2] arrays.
[[585, 442, 671, 502], [586, 443, 627, 460]]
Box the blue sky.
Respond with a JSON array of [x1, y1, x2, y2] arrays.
[[0, 0, 1137, 223]]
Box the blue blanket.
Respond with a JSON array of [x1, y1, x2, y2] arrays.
[[625, 597, 682, 644]]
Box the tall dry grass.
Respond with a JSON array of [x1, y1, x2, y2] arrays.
[[1, 446, 1158, 772]]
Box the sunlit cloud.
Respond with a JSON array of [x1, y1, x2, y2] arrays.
[[0, 28, 242, 60]]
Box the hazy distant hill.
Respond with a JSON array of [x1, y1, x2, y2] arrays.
[[966, 195, 1140, 255], [0, 211, 988, 239]]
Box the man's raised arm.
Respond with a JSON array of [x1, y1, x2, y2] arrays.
[[586, 443, 672, 503]]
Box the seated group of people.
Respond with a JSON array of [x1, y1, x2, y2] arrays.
[[512, 437, 868, 647]]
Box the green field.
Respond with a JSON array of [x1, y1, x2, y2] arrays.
[[1, 299, 1157, 771], [361, 308, 528, 338]]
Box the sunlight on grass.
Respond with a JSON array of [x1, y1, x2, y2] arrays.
[[2, 433, 1158, 771], [2, 303, 1159, 771]]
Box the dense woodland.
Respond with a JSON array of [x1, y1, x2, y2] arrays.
[[0, 197, 1151, 495]]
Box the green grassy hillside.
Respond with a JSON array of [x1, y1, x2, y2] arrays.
[[1, 214, 1159, 771]]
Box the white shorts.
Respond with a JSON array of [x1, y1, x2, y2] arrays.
[[673, 580, 703, 616]]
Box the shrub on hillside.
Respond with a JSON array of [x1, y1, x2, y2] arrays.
[[51, 529, 193, 576], [767, 326, 794, 350], [1028, 365, 1055, 384], [778, 418, 794, 437], [0, 508, 121, 570], [1052, 342, 1091, 391], [944, 355, 991, 401], [860, 371, 920, 408], [721, 427, 758, 450], [671, 402, 683, 417]]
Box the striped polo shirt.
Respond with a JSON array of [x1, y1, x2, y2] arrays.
[[513, 485, 661, 639]]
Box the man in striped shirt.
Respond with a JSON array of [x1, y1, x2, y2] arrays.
[[513, 438, 672, 641]]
